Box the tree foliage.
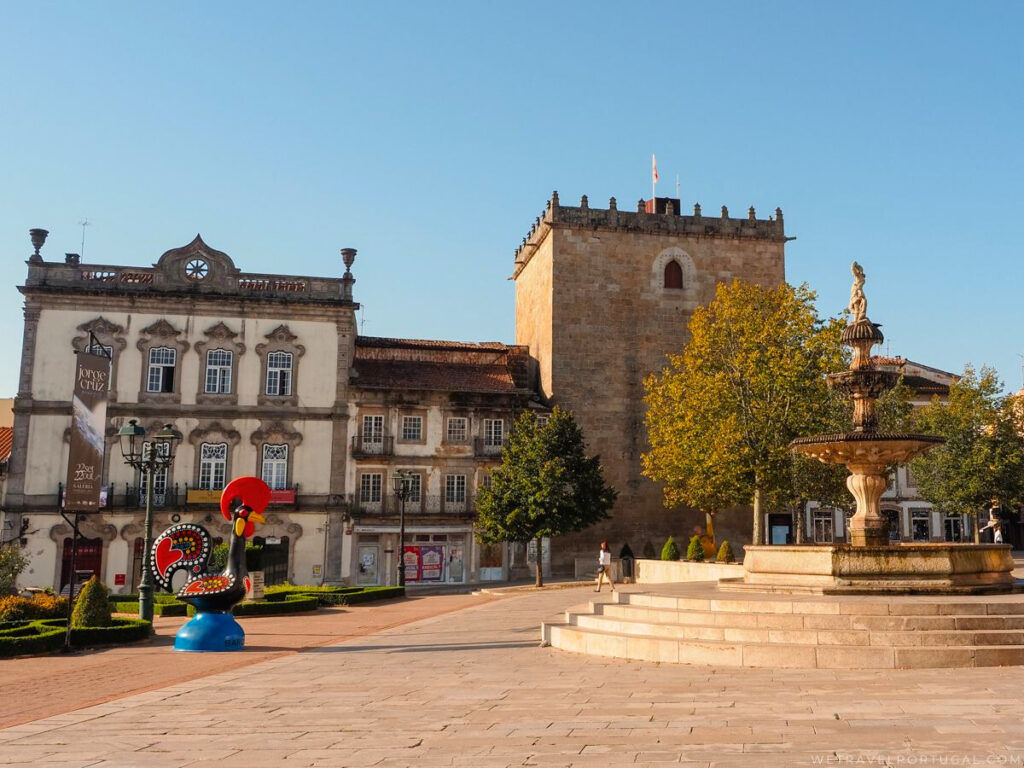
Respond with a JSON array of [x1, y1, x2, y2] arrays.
[[643, 281, 846, 543], [909, 366, 1024, 542], [0, 547, 29, 595], [685, 535, 705, 562], [475, 408, 617, 586]]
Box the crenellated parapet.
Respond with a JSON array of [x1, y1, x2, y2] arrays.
[[513, 191, 789, 277]]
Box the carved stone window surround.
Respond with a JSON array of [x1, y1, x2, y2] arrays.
[[256, 325, 305, 407], [250, 420, 303, 488], [72, 317, 128, 402], [651, 247, 697, 300], [136, 319, 190, 404], [187, 421, 241, 489], [194, 321, 246, 405]]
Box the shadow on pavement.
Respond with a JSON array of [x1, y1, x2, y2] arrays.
[[303, 640, 538, 654]]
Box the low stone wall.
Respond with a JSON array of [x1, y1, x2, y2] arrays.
[[635, 558, 744, 584]]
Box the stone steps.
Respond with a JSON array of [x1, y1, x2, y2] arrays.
[[541, 589, 1024, 669]]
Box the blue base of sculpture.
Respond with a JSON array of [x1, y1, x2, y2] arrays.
[[174, 611, 245, 652]]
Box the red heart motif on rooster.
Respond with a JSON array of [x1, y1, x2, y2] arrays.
[[155, 536, 184, 579]]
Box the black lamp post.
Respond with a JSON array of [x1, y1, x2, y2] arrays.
[[116, 420, 182, 623], [392, 470, 412, 587]]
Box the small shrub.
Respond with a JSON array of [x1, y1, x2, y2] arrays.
[[0, 593, 68, 622], [71, 576, 112, 628], [0, 547, 30, 595], [685, 535, 705, 562], [208, 543, 229, 572], [716, 540, 735, 563], [660, 536, 680, 561], [641, 540, 656, 559]]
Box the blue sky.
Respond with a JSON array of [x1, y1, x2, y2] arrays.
[[2, 2, 1022, 396]]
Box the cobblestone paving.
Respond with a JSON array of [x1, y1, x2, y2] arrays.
[[2, 586, 1023, 767]]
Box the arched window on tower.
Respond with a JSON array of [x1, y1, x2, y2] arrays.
[[664, 260, 683, 289]]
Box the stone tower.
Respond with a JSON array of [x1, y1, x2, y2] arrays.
[[513, 193, 789, 568]]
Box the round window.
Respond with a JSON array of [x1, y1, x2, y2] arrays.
[[184, 258, 210, 281]]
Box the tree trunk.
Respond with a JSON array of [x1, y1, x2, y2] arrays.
[[752, 486, 763, 546], [535, 536, 543, 587], [794, 503, 806, 544], [972, 512, 981, 544]]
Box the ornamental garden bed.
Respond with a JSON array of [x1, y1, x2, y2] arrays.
[[0, 617, 152, 658], [263, 585, 405, 606]]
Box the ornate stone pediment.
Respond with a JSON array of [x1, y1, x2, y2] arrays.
[[154, 235, 239, 289], [138, 319, 184, 344], [260, 325, 301, 347], [250, 420, 303, 447]]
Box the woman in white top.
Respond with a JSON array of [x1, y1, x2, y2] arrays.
[[595, 541, 616, 592]]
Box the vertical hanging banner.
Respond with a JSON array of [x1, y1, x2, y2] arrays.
[[65, 351, 110, 511]]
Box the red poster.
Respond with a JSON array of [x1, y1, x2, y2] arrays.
[[403, 546, 421, 582]]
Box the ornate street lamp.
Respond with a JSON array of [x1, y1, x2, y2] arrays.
[[391, 470, 413, 587], [117, 420, 182, 623]]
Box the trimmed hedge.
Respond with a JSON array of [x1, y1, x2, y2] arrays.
[[234, 594, 318, 616], [110, 600, 188, 617], [0, 617, 152, 658], [265, 585, 404, 606]]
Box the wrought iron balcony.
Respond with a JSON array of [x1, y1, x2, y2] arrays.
[[348, 493, 475, 517], [351, 434, 395, 458], [473, 437, 508, 458], [124, 483, 181, 509]]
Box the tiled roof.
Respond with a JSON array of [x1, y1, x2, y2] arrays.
[[356, 336, 510, 351], [0, 427, 12, 463], [352, 336, 533, 394], [902, 375, 950, 396]]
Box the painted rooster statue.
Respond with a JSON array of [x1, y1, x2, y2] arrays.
[[150, 476, 270, 651]]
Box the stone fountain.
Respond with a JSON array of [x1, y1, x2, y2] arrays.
[[740, 263, 1017, 593]]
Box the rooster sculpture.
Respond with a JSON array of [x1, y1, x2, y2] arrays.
[[150, 476, 270, 651]]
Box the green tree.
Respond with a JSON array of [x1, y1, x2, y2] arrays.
[[643, 281, 846, 545], [475, 408, 617, 586], [910, 366, 1024, 542], [660, 536, 680, 561], [685, 535, 705, 562], [71, 575, 112, 628], [0, 547, 30, 595]]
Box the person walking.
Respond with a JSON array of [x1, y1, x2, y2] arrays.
[[595, 541, 616, 592]]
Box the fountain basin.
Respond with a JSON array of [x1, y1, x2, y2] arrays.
[[790, 432, 945, 465], [737, 544, 1018, 594]]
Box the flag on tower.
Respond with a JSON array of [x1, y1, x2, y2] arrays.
[[652, 154, 659, 184]]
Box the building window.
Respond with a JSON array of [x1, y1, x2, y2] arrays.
[[944, 515, 964, 542], [884, 509, 901, 541], [911, 508, 931, 541], [261, 444, 288, 490], [87, 343, 114, 379], [265, 351, 293, 396], [140, 441, 169, 505], [198, 442, 228, 490], [446, 417, 468, 443], [147, 347, 176, 393], [536, 415, 550, 429], [401, 415, 423, 442], [360, 473, 382, 503], [812, 509, 834, 543], [484, 419, 504, 447], [362, 415, 383, 445], [205, 349, 233, 394], [396, 471, 422, 502], [445, 474, 466, 503], [481, 473, 492, 490], [664, 260, 683, 289]]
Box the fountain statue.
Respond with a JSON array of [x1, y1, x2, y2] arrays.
[[738, 263, 1017, 593]]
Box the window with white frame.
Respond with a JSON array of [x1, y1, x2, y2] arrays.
[[140, 441, 169, 503], [359, 473, 382, 503], [812, 509, 834, 543], [396, 472, 422, 502], [446, 417, 467, 442], [261, 444, 288, 490], [265, 351, 293, 396], [362, 414, 383, 444], [198, 442, 228, 490], [536, 415, 550, 429], [147, 347, 176, 393], [484, 419, 504, 446], [445, 474, 467, 503], [401, 415, 423, 442], [204, 349, 233, 394]]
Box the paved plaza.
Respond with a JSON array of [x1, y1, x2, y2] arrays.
[[2, 586, 1024, 767]]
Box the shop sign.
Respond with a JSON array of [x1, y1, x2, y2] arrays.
[[269, 489, 296, 504]]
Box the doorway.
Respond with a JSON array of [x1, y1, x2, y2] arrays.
[[357, 545, 379, 586]]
